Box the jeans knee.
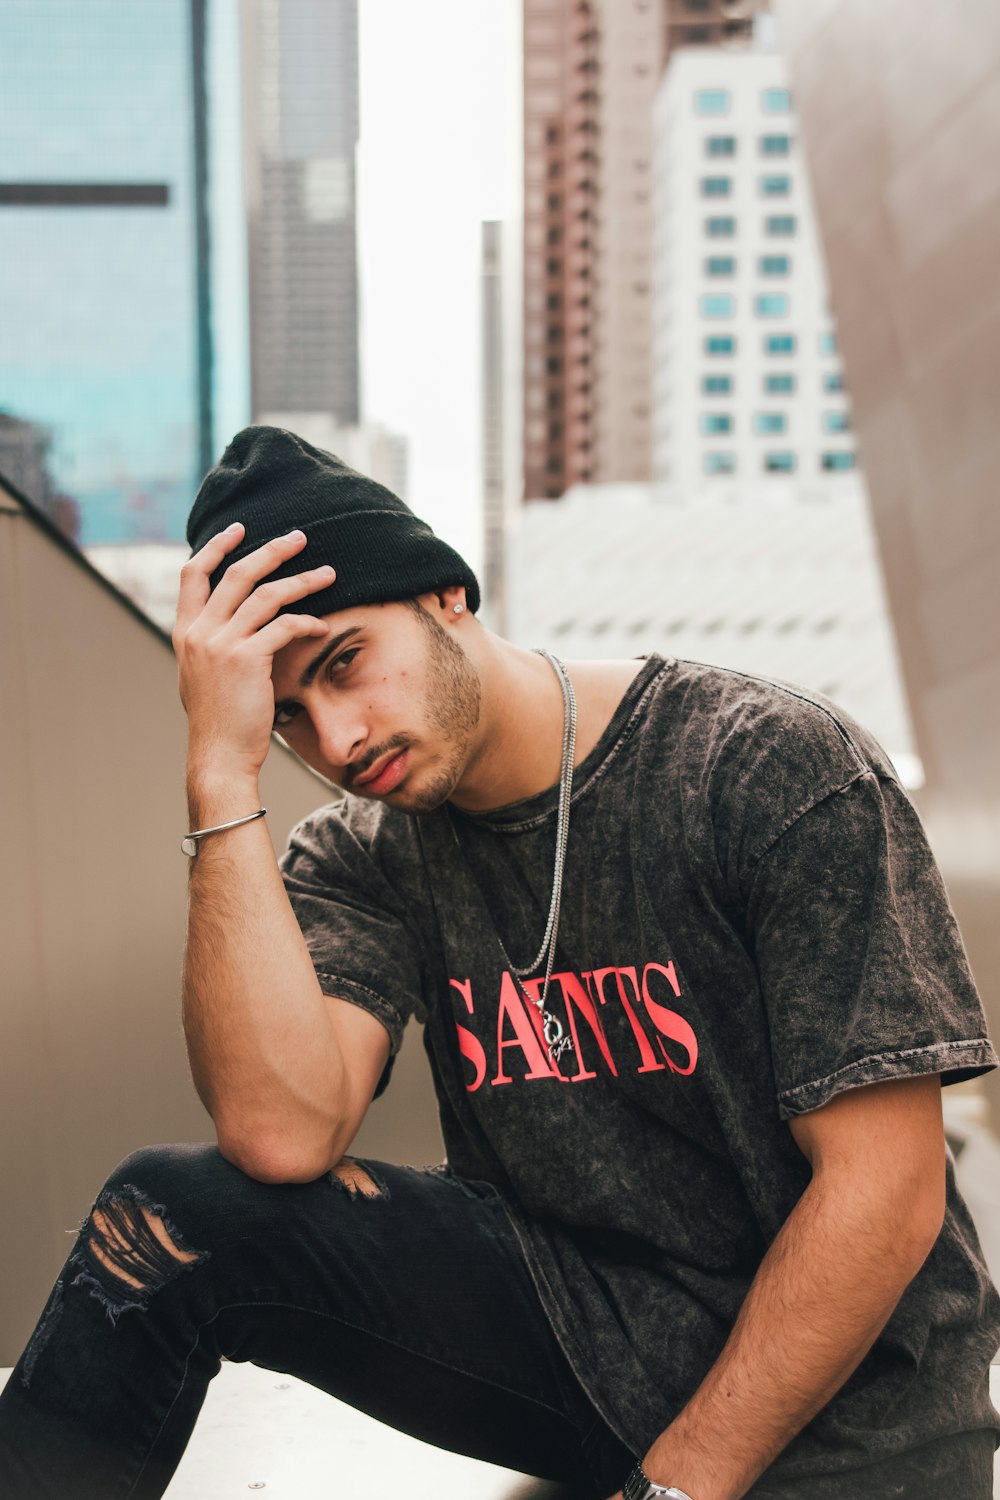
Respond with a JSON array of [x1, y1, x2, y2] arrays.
[[71, 1144, 220, 1324]]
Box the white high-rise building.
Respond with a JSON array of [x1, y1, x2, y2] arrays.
[[652, 45, 856, 488]]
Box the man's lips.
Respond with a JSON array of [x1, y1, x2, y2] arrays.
[[353, 748, 409, 794]]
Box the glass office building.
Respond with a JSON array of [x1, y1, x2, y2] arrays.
[[0, 0, 212, 542]]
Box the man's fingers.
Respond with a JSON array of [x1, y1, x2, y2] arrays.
[[230, 564, 336, 634], [253, 612, 330, 658], [200, 529, 315, 622], [174, 522, 245, 636]]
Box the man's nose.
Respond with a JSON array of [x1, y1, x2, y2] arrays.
[[311, 704, 367, 770]]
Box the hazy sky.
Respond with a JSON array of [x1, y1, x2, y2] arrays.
[[356, 0, 519, 574]]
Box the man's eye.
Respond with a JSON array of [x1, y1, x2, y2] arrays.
[[327, 647, 360, 676], [273, 703, 301, 728]]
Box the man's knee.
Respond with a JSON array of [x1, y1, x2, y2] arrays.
[[73, 1144, 224, 1321]]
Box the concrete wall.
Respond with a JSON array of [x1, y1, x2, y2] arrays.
[[774, 0, 1000, 1125], [0, 487, 442, 1364]]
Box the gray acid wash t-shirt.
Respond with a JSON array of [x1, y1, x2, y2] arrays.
[[281, 655, 1000, 1489]]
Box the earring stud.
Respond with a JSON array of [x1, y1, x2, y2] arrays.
[[453, 604, 464, 615]]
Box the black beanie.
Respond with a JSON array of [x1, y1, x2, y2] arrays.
[[187, 426, 480, 616]]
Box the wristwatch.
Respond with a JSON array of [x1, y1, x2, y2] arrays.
[[622, 1461, 696, 1500]]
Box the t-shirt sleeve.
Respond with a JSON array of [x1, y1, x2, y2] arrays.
[[743, 770, 998, 1119], [280, 801, 429, 1063]]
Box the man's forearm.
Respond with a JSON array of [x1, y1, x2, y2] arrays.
[[632, 1161, 941, 1500], [183, 768, 351, 1181]]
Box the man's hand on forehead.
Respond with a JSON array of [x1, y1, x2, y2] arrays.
[[173, 525, 336, 787]]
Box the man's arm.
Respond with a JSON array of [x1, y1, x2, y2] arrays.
[[174, 523, 390, 1184], [611, 1074, 946, 1500]]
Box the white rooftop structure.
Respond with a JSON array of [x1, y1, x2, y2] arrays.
[[508, 478, 920, 785], [652, 46, 854, 488], [85, 542, 189, 634]]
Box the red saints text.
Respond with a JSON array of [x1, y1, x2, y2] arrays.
[[450, 963, 698, 1090]]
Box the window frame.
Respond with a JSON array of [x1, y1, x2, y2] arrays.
[[701, 292, 737, 318], [755, 292, 790, 318], [695, 88, 731, 117]]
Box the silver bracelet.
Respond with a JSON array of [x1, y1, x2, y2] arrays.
[[181, 807, 267, 857]]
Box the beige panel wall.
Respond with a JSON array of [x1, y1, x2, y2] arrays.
[[774, 0, 1000, 1125], [0, 495, 442, 1364]]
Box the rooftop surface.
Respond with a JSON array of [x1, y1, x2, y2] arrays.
[[1, 1359, 996, 1496]]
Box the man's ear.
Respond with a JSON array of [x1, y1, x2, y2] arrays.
[[424, 585, 468, 620]]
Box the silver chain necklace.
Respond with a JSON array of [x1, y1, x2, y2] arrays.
[[449, 649, 577, 1066]]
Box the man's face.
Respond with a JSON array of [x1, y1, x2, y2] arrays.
[[269, 597, 482, 814]]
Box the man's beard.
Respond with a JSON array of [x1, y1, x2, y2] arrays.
[[356, 608, 482, 815]]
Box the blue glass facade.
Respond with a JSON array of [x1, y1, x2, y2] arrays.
[[0, 0, 211, 542]]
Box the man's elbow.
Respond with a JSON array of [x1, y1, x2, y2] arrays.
[[891, 1166, 947, 1278], [215, 1120, 347, 1185]]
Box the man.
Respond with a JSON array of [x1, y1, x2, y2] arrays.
[[1, 426, 998, 1499]]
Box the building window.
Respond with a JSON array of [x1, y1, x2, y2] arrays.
[[754, 412, 787, 434], [701, 413, 733, 434], [705, 215, 736, 236], [822, 411, 851, 432], [703, 452, 736, 474], [760, 133, 792, 155], [764, 334, 797, 355], [701, 294, 736, 318], [759, 254, 790, 276], [765, 215, 797, 235], [685, 0, 712, 10], [764, 452, 796, 472], [704, 256, 736, 276], [701, 176, 732, 197], [706, 135, 736, 157], [819, 331, 838, 355], [695, 89, 730, 115], [686, 26, 713, 42], [755, 293, 789, 317], [546, 356, 562, 374], [823, 371, 844, 392], [765, 373, 796, 394], [703, 374, 733, 394], [821, 451, 856, 471], [762, 87, 792, 113], [705, 335, 736, 355], [760, 174, 792, 196]]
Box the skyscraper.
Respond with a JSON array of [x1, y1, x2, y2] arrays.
[[0, 0, 212, 543], [481, 221, 507, 632], [664, 0, 765, 58], [521, 0, 769, 501], [242, 0, 359, 426], [651, 46, 852, 485], [522, 0, 599, 502]]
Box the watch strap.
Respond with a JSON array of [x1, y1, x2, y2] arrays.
[[622, 1461, 696, 1500]]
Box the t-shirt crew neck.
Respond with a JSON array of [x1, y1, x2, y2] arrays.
[[281, 654, 1000, 1493], [450, 653, 663, 832]]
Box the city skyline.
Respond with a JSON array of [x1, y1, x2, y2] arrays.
[[0, 0, 213, 544]]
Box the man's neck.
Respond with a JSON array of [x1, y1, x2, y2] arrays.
[[448, 637, 644, 814]]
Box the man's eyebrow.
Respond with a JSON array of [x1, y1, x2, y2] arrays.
[[298, 627, 363, 690]]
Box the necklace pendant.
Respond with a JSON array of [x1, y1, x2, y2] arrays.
[[542, 1011, 574, 1062], [547, 1033, 574, 1064]]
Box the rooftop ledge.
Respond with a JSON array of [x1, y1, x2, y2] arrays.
[[1, 1362, 998, 1496]]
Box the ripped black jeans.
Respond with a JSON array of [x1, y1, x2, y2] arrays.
[[0, 1144, 633, 1500]]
